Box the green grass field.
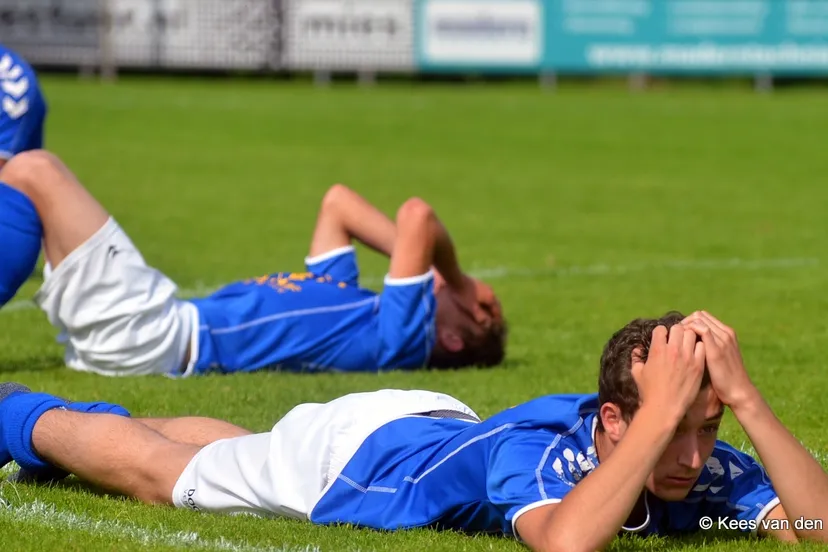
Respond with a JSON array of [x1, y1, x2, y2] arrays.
[[1, 75, 827, 551]]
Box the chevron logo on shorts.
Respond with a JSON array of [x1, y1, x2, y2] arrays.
[[0, 54, 31, 120]]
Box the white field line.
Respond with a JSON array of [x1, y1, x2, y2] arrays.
[[1, 256, 819, 316], [0, 496, 319, 552]]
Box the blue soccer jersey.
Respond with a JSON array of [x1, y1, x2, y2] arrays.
[[0, 45, 47, 160], [310, 393, 779, 539], [188, 246, 437, 373]]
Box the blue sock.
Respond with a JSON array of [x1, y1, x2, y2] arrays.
[[68, 402, 130, 417], [0, 182, 42, 307], [1, 392, 68, 471], [5, 399, 130, 483]]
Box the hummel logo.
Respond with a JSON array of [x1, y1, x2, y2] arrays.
[[2, 76, 29, 99], [2, 96, 28, 120], [107, 245, 121, 258]]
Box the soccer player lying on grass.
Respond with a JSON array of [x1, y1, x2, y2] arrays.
[[3, 312, 828, 550], [0, 44, 48, 169], [0, 150, 505, 376]]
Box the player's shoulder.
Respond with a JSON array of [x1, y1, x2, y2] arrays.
[[710, 440, 768, 479], [710, 440, 762, 469], [489, 393, 599, 435], [501, 393, 598, 419], [1, 45, 40, 123], [686, 440, 767, 497], [0, 45, 37, 77], [487, 395, 600, 484]]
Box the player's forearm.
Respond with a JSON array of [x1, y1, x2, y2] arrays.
[[428, 215, 464, 289], [540, 406, 677, 552], [732, 392, 828, 542], [388, 198, 464, 283], [328, 184, 396, 256]]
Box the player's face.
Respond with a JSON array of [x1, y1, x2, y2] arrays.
[[645, 386, 724, 501]]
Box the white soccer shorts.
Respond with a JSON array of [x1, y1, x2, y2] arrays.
[[172, 389, 480, 519], [33, 217, 198, 377]]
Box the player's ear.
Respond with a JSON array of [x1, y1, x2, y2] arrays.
[[599, 403, 628, 442], [438, 328, 465, 353]]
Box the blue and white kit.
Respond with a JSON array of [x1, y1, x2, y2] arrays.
[[0, 44, 47, 161], [172, 390, 780, 539], [34, 218, 436, 377]]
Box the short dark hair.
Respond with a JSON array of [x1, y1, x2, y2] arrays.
[[597, 311, 710, 430], [428, 319, 508, 370]]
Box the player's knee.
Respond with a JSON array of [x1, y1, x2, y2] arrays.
[[321, 183, 350, 212], [132, 444, 183, 505], [0, 150, 62, 198], [396, 197, 434, 225]]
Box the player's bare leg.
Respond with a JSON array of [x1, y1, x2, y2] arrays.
[[136, 417, 252, 446], [0, 382, 253, 504], [31, 409, 198, 504], [0, 150, 192, 379], [0, 149, 109, 269]]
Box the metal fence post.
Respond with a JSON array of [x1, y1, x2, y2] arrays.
[[98, 0, 117, 81]]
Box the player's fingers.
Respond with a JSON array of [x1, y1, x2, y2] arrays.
[[700, 311, 737, 341], [685, 320, 712, 340], [693, 340, 706, 372], [696, 312, 732, 348], [682, 324, 698, 359], [630, 347, 646, 383], [473, 305, 493, 328], [485, 299, 503, 324], [668, 323, 686, 351], [478, 287, 497, 309], [680, 311, 700, 325], [650, 325, 668, 355], [686, 320, 723, 356]]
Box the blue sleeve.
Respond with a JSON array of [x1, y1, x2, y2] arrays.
[[305, 246, 360, 287], [487, 432, 596, 537], [375, 271, 437, 370], [0, 51, 46, 159], [705, 443, 779, 531]]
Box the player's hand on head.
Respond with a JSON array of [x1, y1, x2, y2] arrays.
[[633, 323, 706, 424], [471, 278, 501, 325], [449, 275, 495, 327], [681, 311, 756, 408]]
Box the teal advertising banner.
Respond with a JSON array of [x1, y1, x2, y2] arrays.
[[544, 0, 828, 74]]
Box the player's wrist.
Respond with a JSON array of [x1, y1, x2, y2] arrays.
[[435, 265, 464, 290], [635, 401, 684, 435], [727, 387, 766, 420]]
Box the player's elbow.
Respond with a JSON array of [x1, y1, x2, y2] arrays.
[[396, 197, 435, 229], [530, 524, 610, 552], [797, 527, 828, 545], [539, 535, 605, 552]]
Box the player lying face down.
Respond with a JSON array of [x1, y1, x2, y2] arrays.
[[2, 311, 827, 550]]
